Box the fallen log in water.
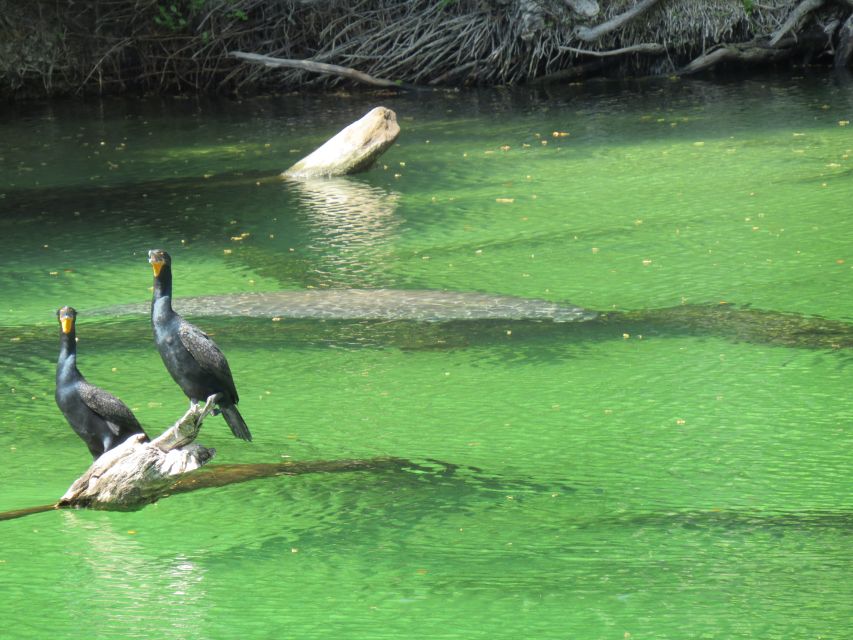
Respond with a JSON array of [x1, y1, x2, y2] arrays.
[[0, 456, 420, 520], [58, 394, 221, 509], [282, 106, 401, 179], [52, 392, 419, 512]]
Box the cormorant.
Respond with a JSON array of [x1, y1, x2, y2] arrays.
[[148, 249, 252, 441], [55, 306, 148, 459]]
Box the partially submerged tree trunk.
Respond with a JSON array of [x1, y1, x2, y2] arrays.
[[58, 395, 220, 509], [282, 106, 400, 179], [50, 392, 418, 512]]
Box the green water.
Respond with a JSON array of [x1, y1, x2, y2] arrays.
[[1, 75, 852, 638]]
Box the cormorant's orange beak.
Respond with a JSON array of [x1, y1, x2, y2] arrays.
[[150, 260, 163, 277], [60, 315, 73, 334]]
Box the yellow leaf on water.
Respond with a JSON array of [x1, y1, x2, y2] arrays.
[[495, 198, 514, 203]]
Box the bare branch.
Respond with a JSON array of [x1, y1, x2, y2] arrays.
[[559, 43, 666, 57], [574, 0, 663, 42], [769, 0, 825, 46], [229, 50, 406, 89], [679, 42, 794, 75]]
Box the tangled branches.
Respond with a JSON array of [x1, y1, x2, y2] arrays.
[[2, 0, 852, 98]]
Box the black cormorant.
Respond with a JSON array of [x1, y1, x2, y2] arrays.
[[55, 306, 148, 459], [148, 249, 252, 441]]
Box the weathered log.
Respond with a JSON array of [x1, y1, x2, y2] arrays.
[[282, 106, 401, 179], [0, 456, 425, 520], [58, 395, 220, 509], [51, 391, 427, 512]]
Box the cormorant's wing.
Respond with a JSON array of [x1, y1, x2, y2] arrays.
[[178, 320, 239, 401], [78, 381, 140, 436]]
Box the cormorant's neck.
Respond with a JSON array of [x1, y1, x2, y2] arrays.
[[153, 264, 174, 301], [152, 265, 177, 322], [57, 330, 79, 377], [59, 329, 76, 357]]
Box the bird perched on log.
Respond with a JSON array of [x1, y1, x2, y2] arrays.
[[55, 306, 148, 459], [148, 249, 252, 442]]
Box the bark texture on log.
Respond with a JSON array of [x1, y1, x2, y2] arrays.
[[282, 107, 400, 179], [58, 395, 219, 510]]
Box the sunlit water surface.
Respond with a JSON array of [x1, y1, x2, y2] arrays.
[[1, 75, 852, 639]]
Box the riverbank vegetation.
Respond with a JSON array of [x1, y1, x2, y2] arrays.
[[3, 0, 853, 97]]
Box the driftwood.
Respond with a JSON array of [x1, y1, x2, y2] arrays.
[[282, 106, 400, 179], [58, 394, 221, 509], [0, 390, 418, 516], [0, 457, 419, 520], [229, 51, 405, 89]]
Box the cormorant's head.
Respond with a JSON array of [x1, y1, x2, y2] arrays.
[[57, 306, 77, 335], [148, 249, 171, 277]]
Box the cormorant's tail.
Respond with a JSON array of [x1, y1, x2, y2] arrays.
[[222, 404, 252, 441]]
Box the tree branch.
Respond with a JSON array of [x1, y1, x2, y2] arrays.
[[679, 41, 795, 75], [769, 0, 825, 47], [229, 50, 408, 89], [559, 43, 666, 57], [574, 0, 663, 42], [58, 395, 221, 509]]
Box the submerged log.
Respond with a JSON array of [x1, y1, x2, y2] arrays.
[[0, 456, 422, 520], [283, 107, 400, 179], [48, 390, 421, 513]]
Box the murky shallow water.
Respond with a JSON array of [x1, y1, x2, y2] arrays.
[[1, 75, 851, 638]]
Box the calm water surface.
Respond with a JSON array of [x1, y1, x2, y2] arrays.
[[1, 75, 852, 638]]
